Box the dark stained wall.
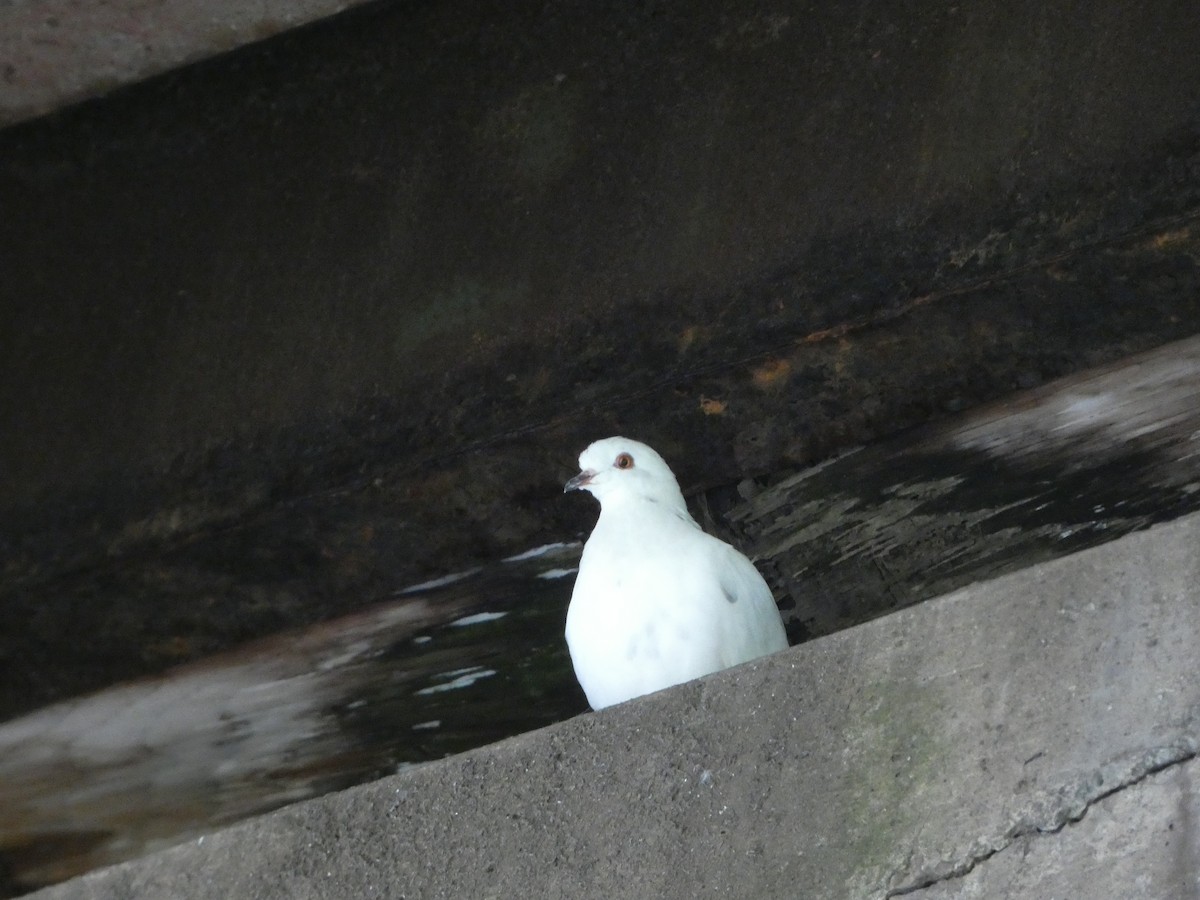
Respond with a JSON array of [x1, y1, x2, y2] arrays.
[[2, 2, 1200, 713], [2, 1, 1198, 514]]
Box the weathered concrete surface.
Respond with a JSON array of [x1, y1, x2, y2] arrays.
[[911, 757, 1200, 899], [4, 0, 1200, 723], [0, 0, 373, 126], [32, 511, 1200, 899], [3, 0, 1200, 525]]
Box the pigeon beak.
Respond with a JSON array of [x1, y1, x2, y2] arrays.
[[564, 469, 595, 493]]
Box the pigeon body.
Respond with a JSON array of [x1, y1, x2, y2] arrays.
[[564, 437, 788, 709]]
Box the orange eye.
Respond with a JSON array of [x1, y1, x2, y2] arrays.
[[614, 452, 634, 470]]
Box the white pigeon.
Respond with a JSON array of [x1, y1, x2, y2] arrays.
[[563, 436, 788, 710]]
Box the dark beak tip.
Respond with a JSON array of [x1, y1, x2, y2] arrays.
[[564, 471, 593, 493]]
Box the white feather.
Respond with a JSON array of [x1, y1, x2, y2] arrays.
[[564, 437, 788, 710]]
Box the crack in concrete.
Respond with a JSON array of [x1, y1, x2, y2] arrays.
[[883, 736, 1200, 897]]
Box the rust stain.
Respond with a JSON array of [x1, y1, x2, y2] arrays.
[[678, 325, 700, 355], [1148, 227, 1192, 250], [145, 635, 193, 660], [752, 358, 792, 388], [699, 396, 727, 415]]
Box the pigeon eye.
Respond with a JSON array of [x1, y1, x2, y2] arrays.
[[614, 452, 634, 470]]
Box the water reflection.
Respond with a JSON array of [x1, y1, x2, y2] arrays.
[[0, 542, 586, 893]]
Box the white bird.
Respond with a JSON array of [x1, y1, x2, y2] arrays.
[[563, 436, 788, 710]]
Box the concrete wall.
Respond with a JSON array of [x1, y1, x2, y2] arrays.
[[3, 0, 1200, 519], [5, 1, 1200, 692], [5, 8, 1200, 891], [34, 510, 1200, 899]]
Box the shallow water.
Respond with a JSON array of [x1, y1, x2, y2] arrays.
[[0, 542, 587, 891], [7, 338, 1200, 895]]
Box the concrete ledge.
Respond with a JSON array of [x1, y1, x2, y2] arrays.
[[34, 513, 1200, 898], [0, 0, 373, 126], [913, 756, 1200, 898]]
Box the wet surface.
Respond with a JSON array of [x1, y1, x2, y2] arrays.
[[5, 337, 1200, 894], [4, 204, 1200, 731], [0, 543, 586, 893], [3, 0, 1200, 586], [733, 335, 1200, 637]]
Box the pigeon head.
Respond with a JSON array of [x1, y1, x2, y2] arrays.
[[564, 437, 687, 510]]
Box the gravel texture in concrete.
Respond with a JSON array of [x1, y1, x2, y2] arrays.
[[33, 511, 1200, 899]]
